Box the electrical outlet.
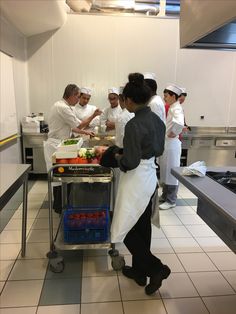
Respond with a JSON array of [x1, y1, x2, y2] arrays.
[[200, 116, 204, 120]]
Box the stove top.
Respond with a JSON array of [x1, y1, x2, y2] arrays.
[[206, 171, 236, 194]]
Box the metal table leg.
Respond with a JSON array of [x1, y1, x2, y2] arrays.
[[21, 175, 28, 257]]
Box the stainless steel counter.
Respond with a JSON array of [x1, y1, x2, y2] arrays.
[[181, 127, 236, 167], [22, 133, 48, 174], [0, 164, 31, 256], [182, 127, 236, 141], [182, 126, 236, 138], [171, 166, 236, 253]]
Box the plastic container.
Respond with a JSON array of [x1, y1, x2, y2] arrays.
[[22, 116, 40, 133], [63, 207, 109, 244], [56, 137, 83, 152]]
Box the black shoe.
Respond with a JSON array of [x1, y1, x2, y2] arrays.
[[122, 266, 147, 286], [145, 265, 171, 295]]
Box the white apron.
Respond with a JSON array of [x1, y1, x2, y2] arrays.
[[43, 138, 61, 172], [160, 137, 181, 185], [111, 158, 157, 243]]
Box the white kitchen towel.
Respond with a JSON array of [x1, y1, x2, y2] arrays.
[[182, 161, 207, 177]]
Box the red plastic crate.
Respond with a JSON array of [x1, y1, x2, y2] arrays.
[[63, 208, 109, 244]]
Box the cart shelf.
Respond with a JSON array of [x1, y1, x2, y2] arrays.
[[54, 220, 111, 250], [47, 164, 125, 273]]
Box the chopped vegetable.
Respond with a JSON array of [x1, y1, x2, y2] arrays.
[[63, 139, 79, 145], [78, 148, 96, 159], [78, 148, 87, 157], [85, 148, 96, 159]]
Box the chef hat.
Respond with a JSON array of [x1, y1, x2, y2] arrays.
[[180, 87, 187, 96], [80, 87, 92, 95], [119, 86, 124, 95], [144, 72, 157, 80], [165, 84, 182, 96], [108, 87, 119, 95]]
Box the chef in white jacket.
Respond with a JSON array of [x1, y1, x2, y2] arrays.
[[100, 87, 122, 132], [113, 87, 135, 195], [144, 72, 166, 123], [115, 86, 134, 148], [44, 84, 100, 171], [159, 84, 185, 210], [44, 84, 100, 212], [73, 87, 101, 131]]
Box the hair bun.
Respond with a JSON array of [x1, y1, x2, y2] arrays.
[[128, 73, 144, 87]]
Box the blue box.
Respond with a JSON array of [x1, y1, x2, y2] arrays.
[[63, 207, 109, 244]]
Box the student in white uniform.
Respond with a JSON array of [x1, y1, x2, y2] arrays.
[[144, 72, 166, 123], [159, 84, 185, 210], [100, 87, 122, 132], [73, 87, 101, 131], [115, 86, 134, 148], [179, 87, 187, 105], [179, 87, 190, 133], [44, 84, 100, 212], [111, 73, 170, 296], [113, 87, 135, 195]]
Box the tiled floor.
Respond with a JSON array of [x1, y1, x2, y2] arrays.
[[0, 180, 236, 313]]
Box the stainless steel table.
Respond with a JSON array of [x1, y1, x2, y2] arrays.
[[171, 166, 236, 253], [0, 164, 30, 256]]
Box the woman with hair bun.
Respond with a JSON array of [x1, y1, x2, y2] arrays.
[[111, 73, 170, 295]]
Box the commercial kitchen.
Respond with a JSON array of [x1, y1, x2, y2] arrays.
[[0, 1, 236, 313]]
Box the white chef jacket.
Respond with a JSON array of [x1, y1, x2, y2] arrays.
[[115, 108, 134, 148], [48, 99, 81, 140], [74, 103, 100, 130], [159, 100, 184, 185], [166, 101, 184, 137], [100, 106, 122, 126], [148, 95, 166, 123], [44, 99, 81, 172]]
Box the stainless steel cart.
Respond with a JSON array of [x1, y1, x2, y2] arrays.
[[46, 164, 125, 273]]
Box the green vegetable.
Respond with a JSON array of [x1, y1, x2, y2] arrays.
[[85, 148, 96, 159], [78, 148, 96, 159], [63, 139, 79, 145]]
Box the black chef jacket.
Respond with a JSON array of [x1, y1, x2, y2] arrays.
[[118, 106, 166, 172]]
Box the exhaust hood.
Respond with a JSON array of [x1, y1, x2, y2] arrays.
[[66, 0, 159, 16], [180, 0, 236, 50]]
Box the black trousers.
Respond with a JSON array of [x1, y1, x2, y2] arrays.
[[123, 198, 163, 277]]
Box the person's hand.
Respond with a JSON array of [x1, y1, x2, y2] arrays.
[[167, 131, 176, 138], [182, 127, 188, 133], [95, 146, 108, 156], [86, 131, 95, 137], [93, 109, 102, 117], [115, 153, 122, 160], [106, 120, 114, 130], [80, 129, 95, 137]]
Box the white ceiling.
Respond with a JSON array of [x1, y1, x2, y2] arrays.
[[0, 0, 68, 37]]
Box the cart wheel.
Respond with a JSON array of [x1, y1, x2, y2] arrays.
[[49, 259, 65, 273], [108, 248, 119, 258], [111, 255, 125, 271]]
